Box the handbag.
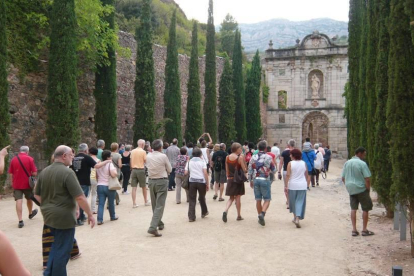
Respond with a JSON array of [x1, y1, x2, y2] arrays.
[[108, 164, 122, 191], [182, 160, 190, 190], [233, 155, 247, 183], [16, 155, 36, 189], [112, 160, 124, 182]]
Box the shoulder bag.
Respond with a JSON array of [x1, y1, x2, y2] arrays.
[[234, 155, 247, 183], [182, 160, 190, 190], [108, 163, 122, 191], [16, 155, 36, 189], [112, 159, 124, 182]]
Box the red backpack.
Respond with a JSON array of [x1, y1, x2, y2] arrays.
[[245, 151, 253, 163]]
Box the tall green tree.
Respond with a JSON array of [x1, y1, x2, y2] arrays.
[[133, 0, 156, 143], [372, 0, 393, 217], [347, 0, 363, 155], [46, 0, 80, 156], [233, 29, 246, 142], [203, 0, 217, 142], [185, 21, 202, 144], [164, 10, 181, 143], [357, 0, 368, 148], [365, 0, 378, 165], [245, 50, 262, 142], [94, 0, 117, 145], [218, 56, 236, 146], [219, 13, 238, 57], [0, 0, 10, 193], [387, 0, 414, 256]]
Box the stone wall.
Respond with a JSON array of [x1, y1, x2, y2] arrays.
[[7, 31, 224, 170]]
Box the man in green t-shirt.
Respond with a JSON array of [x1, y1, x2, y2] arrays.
[[342, 147, 374, 237], [34, 145, 95, 275]]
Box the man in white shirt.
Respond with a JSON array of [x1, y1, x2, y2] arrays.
[[271, 143, 280, 162]]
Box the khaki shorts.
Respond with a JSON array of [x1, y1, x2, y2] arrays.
[[131, 169, 146, 188], [350, 189, 373, 211], [214, 170, 227, 184], [14, 189, 33, 201]]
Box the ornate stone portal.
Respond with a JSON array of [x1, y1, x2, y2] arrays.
[[263, 31, 348, 157]]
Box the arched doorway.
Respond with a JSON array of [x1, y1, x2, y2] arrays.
[[302, 111, 329, 146]]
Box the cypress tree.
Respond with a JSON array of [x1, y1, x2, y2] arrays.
[[94, 0, 117, 145], [347, 0, 363, 155], [372, 0, 393, 216], [245, 50, 262, 142], [0, 0, 10, 193], [185, 21, 202, 144], [233, 29, 246, 142], [406, 0, 414, 46], [218, 56, 236, 147], [164, 10, 181, 144], [357, 0, 368, 148], [365, 0, 378, 165], [46, 0, 80, 156], [203, 0, 217, 142], [133, 0, 156, 143], [387, 0, 414, 256]]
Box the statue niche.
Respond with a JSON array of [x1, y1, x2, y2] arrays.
[[308, 70, 323, 98]]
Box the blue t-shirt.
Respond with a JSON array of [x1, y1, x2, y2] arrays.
[[302, 150, 316, 172]]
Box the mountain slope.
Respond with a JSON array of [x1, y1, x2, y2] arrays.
[[238, 18, 348, 52]]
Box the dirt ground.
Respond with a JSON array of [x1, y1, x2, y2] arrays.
[[0, 159, 413, 276]]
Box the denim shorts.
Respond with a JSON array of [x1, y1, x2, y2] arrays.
[[254, 178, 271, 201]]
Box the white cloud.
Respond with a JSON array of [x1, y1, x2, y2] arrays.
[[174, 0, 349, 24]]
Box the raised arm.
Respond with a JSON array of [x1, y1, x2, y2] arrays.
[[0, 146, 9, 175]]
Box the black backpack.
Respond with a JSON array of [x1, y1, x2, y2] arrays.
[[215, 155, 223, 172]]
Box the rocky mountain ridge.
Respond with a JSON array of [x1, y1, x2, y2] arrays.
[[237, 18, 348, 52]]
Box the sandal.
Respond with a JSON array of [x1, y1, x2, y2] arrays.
[[213, 195, 218, 200], [236, 216, 244, 221], [352, 231, 359, 237], [218, 198, 225, 202], [361, 230, 375, 236]]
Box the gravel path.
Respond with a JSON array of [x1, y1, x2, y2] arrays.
[[1, 159, 409, 276]]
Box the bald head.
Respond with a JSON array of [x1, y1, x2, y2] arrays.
[[138, 139, 145, 149], [54, 145, 73, 166]]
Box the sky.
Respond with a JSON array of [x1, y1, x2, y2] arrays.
[[174, 0, 349, 24]]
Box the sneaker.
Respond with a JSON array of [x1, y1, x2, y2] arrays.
[[110, 215, 119, 221], [123, 191, 130, 195], [76, 220, 84, 226], [29, 209, 38, 219], [258, 214, 265, 226], [18, 221, 24, 228], [145, 201, 151, 206], [201, 212, 209, 218], [222, 212, 227, 223], [133, 204, 139, 208], [98, 221, 104, 225]]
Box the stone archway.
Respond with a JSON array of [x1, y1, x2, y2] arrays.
[[302, 111, 329, 146]]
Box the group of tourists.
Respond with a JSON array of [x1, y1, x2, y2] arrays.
[[0, 132, 376, 275]]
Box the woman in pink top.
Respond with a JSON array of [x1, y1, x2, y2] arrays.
[[96, 150, 119, 225]]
